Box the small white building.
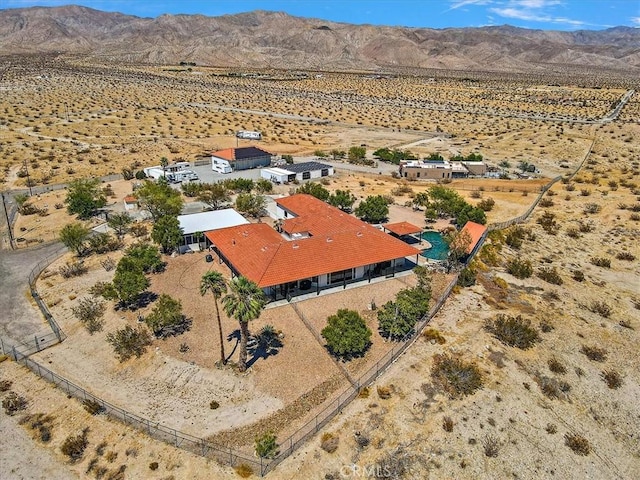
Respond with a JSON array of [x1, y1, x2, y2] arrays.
[[143, 161, 191, 180], [123, 195, 138, 211], [177, 209, 249, 251], [261, 161, 334, 184]]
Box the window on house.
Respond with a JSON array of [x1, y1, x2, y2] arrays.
[[321, 169, 329, 176], [417, 172, 420, 177], [302, 171, 311, 180], [330, 269, 353, 284]]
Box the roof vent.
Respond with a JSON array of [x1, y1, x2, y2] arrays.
[[356, 231, 363, 237], [326, 237, 333, 243], [292, 243, 299, 249], [232, 239, 236, 245], [242, 231, 249, 237]]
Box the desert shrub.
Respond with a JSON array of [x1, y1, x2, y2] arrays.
[[100, 257, 116, 271], [539, 198, 554, 207], [572, 270, 585, 282], [61, 428, 89, 463], [355, 432, 370, 448], [209, 400, 220, 410], [537, 266, 563, 285], [377, 385, 392, 399], [129, 223, 148, 238], [358, 386, 370, 398], [423, 328, 446, 344], [2, 391, 28, 415], [588, 300, 612, 318], [616, 251, 635, 261], [485, 314, 540, 349], [470, 190, 482, 199], [590, 257, 611, 268], [601, 370, 623, 389], [71, 297, 106, 334], [580, 189, 591, 196], [583, 203, 601, 214], [506, 257, 533, 279], [565, 183, 575, 191], [540, 320, 554, 333], [59, 261, 88, 278], [578, 221, 594, 233], [548, 357, 567, 374], [580, 345, 607, 362], [546, 423, 557, 434], [0, 379, 13, 392], [87, 232, 123, 254], [83, 399, 105, 415], [106, 326, 152, 362], [565, 433, 590, 455], [457, 267, 476, 287], [391, 184, 413, 196], [505, 226, 526, 249], [377, 287, 429, 340], [431, 354, 483, 398], [566, 227, 580, 238], [255, 432, 279, 459], [235, 464, 253, 478], [20, 413, 54, 443], [442, 416, 454, 432], [477, 198, 495, 211], [537, 211, 559, 235], [320, 432, 340, 453], [149, 462, 159, 471], [482, 434, 500, 458]]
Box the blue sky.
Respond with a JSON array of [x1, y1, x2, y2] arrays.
[[1, 0, 639, 30]]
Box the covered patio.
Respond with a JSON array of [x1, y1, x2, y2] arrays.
[[382, 221, 424, 245]]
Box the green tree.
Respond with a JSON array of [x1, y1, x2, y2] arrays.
[[255, 432, 279, 459], [151, 215, 183, 254], [197, 183, 230, 210], [499, 160, 511, 172], [281, 154, 294, 164], [412, 192, 430, 209], [107, 212, 133, 238], [321, 309, 371, 359], [377, 287, 430, 340], [200, 271, 228, 365], [64, 178, 107, 219], [235, 193, 266, 219], [518, 161, 531, 173], [255, 178, 274, 194], [296, 182, 330, 201], [330, 149, 346, 161], [59, 222, 90, 256], [328, 189, 356, 211], [136, 180, 183, 221], [314, 150, 327, 158], [107, 256, 150, 308], [348, 146, 366, 162], [355, 195, 389, 223], [125, 242, 164, 273], [145, 294, 186, 338], [106, 325, 152, 362], [446, 228, 473, 267], [223, 276, 267, 372], [160, 156, 168, 179]]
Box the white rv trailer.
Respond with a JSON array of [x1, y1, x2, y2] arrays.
[[143, 161, 191, 180], [235, 130, 262, 140], [212, 157, 232, 174]]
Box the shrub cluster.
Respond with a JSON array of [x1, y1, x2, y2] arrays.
[[59, 261, 88, 278], [71, 297, 106, 334], [485, 314, 540, 349], [431, 354, 483, 398], [377, 287, 430, 340], [506, 257, 533, 279], [580, 345, 607, 362], [106, 325, 152, 362], [537, 266, 563, 285], [565, 433, 590, 455], [590, 257, 611, 268], [61, 428, 89, 463]]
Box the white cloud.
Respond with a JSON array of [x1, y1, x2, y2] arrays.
[[631, 16, 640, 26], [515, 0, 562, 8], [447, 0, 493, 11], [490, 1, 588, 28]]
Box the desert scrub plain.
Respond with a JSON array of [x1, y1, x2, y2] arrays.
[[1, 54, 639, 479]]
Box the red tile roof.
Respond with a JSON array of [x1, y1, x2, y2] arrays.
[[383, 221, 423, 237], [123, 195, 137, 203], [460, 221, 487, 254], [205, 194, 421, 287]]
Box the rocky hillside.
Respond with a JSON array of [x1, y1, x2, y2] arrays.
[[1, 5, 638, 73]]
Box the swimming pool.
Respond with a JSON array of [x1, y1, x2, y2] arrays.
[[420, 231, 449, 261]]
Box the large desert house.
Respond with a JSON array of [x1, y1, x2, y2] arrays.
[[205, 194, 422, 300], [211, 146, 273, 173]]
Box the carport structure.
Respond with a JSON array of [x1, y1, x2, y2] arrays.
[[382, 221, 424, 245]]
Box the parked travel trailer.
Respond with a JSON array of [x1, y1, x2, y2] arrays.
[[212, 157, 232, 174], [168, 170, 199, 183], [143, 161, 191, 180], [236, 130, 262, 140]]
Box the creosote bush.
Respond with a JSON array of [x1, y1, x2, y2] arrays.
[[2, 391, 28, 415], [537, 266, 563, 285], [255, 432, 279, 459], [83, 399, 105, 415], [71, 296, 106, 334], [601, 370, 623, 389], [59, 261, 88, 278], [506, 257, 533, 279], [431, 353, 483, 398], [565, 433, 590, 455], [442, 416, 454, 432], [320, 432, 340, 453], [482, 434, 500, 458], [485, 314, 540, 349], [106, 325, 152, 362], [588, 300, 612, 318], [235, 464, 253, 478], [548, 357, 567, 374], [581, 345, 607, 362], [61, 428, 89, 463], [590, 257, 611, 268], [423, 328, 446, 344]]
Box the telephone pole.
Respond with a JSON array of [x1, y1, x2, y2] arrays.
[[1, 192, 15, 249], [23, 159, 33, 196]]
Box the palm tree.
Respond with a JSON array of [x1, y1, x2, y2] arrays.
[[222, 276, 267, 372], [200, 271, 228, 365]]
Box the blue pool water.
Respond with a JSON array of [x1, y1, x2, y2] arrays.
[[420, 231, 449, 261]]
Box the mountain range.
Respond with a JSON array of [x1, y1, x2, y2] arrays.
[[1, 5, 638, 74]]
